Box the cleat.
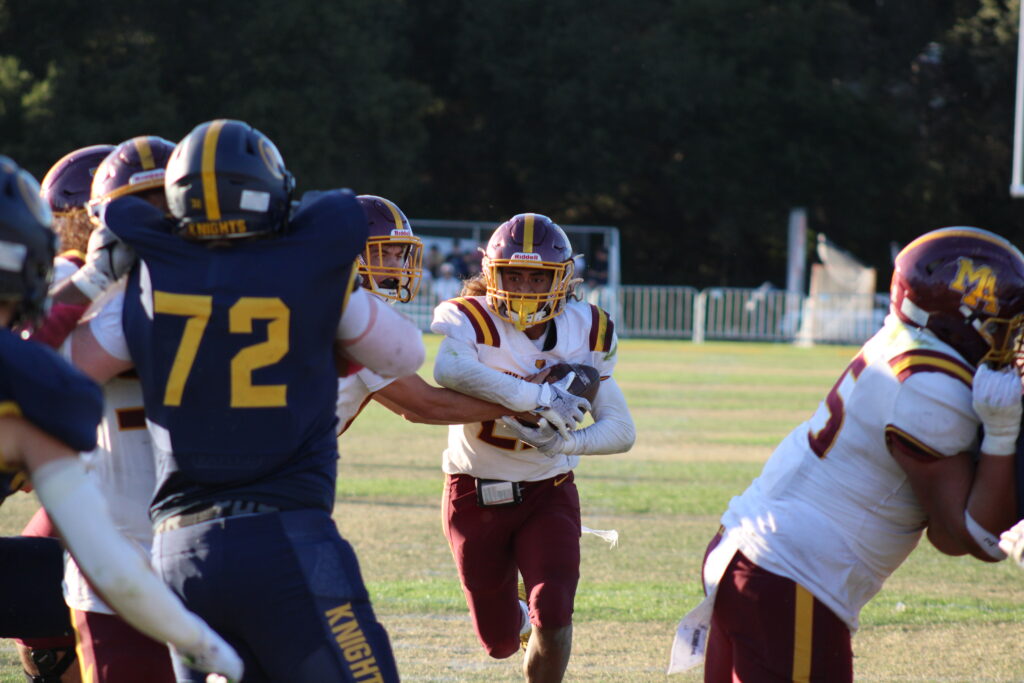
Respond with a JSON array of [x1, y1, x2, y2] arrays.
[[518, 581, 531, 650]]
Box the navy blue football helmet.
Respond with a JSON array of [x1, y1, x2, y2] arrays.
[[165, 119, 295, 240], [0, 157, 56, 326]]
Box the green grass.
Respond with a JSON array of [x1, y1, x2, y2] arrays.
[[3, 336, 1023, 681]]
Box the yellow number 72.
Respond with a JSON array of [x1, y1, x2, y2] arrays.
[[153, 291, 290, 408]]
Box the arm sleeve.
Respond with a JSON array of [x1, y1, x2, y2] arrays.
[[33, 458, 210, 652], [433, 335, 543, 412], [87, 290, 131, 361], [560, 376, 635, 455], [336, 287, 425, 379]]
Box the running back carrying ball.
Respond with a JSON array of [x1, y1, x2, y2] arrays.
[[520, 363, 600, 427]]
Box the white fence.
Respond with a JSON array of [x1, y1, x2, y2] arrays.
[[397, 286, 890, 346]]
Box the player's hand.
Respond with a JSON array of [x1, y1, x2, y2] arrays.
[[999, 519, 1024, 568], [172, 624, 243, 682], [972, 364, 1022, 455], [500, 417, 567, 457], [534, 373, 590, 438], [68, 224, 136, 301]]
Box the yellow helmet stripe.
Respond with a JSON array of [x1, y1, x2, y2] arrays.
[[523, 214, 535, 253], [136, 137, 155, 170], [201, 120, 226, 220], [383, 199, 404, 233]]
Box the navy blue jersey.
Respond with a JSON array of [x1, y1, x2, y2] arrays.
[[0, 328, 103, 501], [103, 191, 366, 519]]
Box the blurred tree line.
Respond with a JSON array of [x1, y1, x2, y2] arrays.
[[0, 0, 1019, 287]]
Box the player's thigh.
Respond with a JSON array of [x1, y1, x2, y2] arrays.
[[444, 473, 518, 591], [714, 551, 851, 683], [0, 536, 72, 639], [248, 510, 399, 683], [73, 609, 174, 683]]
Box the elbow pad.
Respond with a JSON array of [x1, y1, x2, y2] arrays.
[[337, 289, 425, 378]]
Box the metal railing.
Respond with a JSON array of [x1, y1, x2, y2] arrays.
[[396, 285, 889, 346]]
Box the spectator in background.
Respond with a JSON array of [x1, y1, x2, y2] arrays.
[[426, 243, 445, 279], [446, 239, 470, 279], [586, 246, 609, 288], [464, 241, 485, 278], [432, 262, 462, 303]]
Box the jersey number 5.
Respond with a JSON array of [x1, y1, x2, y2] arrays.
[[154, 291, 290, 408], [806, 353, 866, 458]]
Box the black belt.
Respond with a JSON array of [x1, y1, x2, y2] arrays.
[[155, 500, 279, 534]]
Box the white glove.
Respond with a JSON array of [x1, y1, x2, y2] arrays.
[[972, 364, 1023, 455], [999, 519, 1024, 569], [68, 224, 136, 301], [500, 416, 568, 457], [171, 623, 244, 683], [534, 373, 591, 438]]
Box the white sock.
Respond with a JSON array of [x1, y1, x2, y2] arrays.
[[519, 600, 531, 636]]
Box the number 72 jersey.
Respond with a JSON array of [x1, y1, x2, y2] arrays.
[[721, 313, 980, 630], [105, 192, 366, 485]]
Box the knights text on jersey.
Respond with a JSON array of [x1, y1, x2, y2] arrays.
[[100, 191, 367, 517], [431, 296, 617, 482], [0, 328, 103, 503], [719, 315, 978, 631]]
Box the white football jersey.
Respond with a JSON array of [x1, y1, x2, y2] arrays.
[[335, 368, 397, 435], [431, 296, 618, 482], [718, 314, 979, 630], [64, 290, 157, 615]]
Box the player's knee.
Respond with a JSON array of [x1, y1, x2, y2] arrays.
[[532, 583, 575, 629], [483, 637, 520, 660]]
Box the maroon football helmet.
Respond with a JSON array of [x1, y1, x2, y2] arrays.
[[90, 136, 176, 209], [39, 144, 115, 212], [891, 226, 1024, 367], [356, 195, 422, 303], [483, 213, 575, 330]]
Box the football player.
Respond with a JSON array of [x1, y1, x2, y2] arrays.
[[0, 155, 242, 682], [669, 227, 1024, 681], [70, 119, 424, 682], [335, 194, 531, 433], [61, 136, 180, 683], [430, 213, 636, 682]]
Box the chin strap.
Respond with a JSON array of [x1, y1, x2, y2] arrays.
[[24, 646, 76, 683]]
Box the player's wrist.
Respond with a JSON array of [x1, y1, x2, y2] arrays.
[[68, 263, 112, 302], [979, 430, 1018, 456]]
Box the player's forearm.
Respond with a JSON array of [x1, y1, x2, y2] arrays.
[[31, 457, 210, 650], [433, 336, 540, 412], [375, 375, 514, 425], [966, 453, 1018, 543]]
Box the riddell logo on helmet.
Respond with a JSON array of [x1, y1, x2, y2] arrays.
[[186, 219, 248, 238], [391, 229, 413, 237], [510, 252, 542, 262], [128, 169, 165, 186]]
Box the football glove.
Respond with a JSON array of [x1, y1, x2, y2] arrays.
[[998, 518, 1024, 569], [534, 372, 590, 439], [500, 416, 567, 457], [67, 224, 136, 301], [972, 364, 1022, 456], [172, 623, 244, 683]]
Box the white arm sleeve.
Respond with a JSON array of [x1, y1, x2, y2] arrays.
[[433, 335, 544, 412], [560, 376, 636, 455], [32, 458, 241, 677], [336, 287, 425, 378]]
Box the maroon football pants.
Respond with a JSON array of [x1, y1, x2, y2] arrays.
[[443, 471, 581, 659]]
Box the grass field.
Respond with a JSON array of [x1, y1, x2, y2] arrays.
[[3, 336, 1024, 681]]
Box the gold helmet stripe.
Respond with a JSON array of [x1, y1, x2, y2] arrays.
[[382, 198, 405, 233], [523, 214, 535, 253], [903, 227, 1020, 256], [136, 137, 155, 170], [201, 120, 226, 220]]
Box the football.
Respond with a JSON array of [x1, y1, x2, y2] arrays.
[[518, 362, 601, 427], [541, 362, 601, 405]]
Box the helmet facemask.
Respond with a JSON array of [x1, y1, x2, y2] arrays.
[[975, 313, 1024, 369], [357, 234, 423, 304], [484, 258, 574, 331]]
